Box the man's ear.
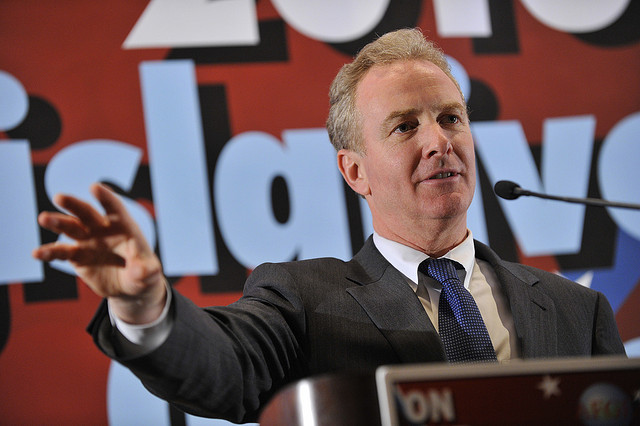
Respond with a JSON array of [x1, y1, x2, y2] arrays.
[[337, 149, 370, 197]]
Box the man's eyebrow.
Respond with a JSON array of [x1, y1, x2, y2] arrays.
[[382, 108, 421, 128], [381, 102, 467, 129], [437, 101, 467, 114]]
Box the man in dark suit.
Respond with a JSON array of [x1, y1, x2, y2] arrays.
[[33, 29, 625, 423]]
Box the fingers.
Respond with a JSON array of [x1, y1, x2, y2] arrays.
[[37, 211, 90, 240], [91, 183, 123, 214], [54, 192, 108, 231], [38, 200, 125, 240], [32, 242, 126, 267], [41, 185, 135, 239], [91, 183, 153, 254], [91, 183, 135, 226], [34, 183, 154, 263], [91, 183, 146, 241]]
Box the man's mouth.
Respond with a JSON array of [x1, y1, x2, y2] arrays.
[[429, 172, 456, 180]]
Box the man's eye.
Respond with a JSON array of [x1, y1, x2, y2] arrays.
[[393, 122, 416, 134], [440, 114, 460, 124]]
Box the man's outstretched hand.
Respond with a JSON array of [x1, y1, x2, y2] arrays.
[[32, 183, 166, 324]]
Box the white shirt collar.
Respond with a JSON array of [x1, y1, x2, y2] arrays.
[[372, 230, 476, 289]]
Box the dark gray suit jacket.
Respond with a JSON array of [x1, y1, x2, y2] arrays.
[[89, 237, 625, 423]]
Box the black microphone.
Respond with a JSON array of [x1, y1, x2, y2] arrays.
[[493, 180, 640, 210]]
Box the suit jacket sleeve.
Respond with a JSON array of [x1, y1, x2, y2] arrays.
[[592, 290, 627, 355], [88, 262, 308, 424]]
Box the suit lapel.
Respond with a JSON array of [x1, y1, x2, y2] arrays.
[[474, 241, 558, 358], [345, 238, 447, 363], [345, 237, 559, 361]]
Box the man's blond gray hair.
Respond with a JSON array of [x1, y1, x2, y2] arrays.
[[326, 28, 463, 153]]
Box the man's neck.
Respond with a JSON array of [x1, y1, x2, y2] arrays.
[[374, 219, 468, 258], [373, 231, 475, 287]]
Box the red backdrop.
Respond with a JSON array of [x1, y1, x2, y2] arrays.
[[1, 1, 639, 424]]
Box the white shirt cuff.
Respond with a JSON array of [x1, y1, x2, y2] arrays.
[[108, 281, 173, 355]]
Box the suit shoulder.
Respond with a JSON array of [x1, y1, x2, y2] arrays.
[[514, 262, 599, 299], [255, 256, 350, 276], [475, 241, 598, 299], [246, 257, 353, 291]]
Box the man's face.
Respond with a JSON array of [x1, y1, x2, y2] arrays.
[[349, 59, 476, 244]]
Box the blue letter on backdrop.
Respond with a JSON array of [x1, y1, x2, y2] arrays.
[[140, 60, 218, 276], [214, 129, 351, 269], [473, 116, 595, 256]]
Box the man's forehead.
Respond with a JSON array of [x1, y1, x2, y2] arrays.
[[362, 59, 443, 82], [356, 60, 464, 112]]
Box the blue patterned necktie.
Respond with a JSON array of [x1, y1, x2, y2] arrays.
[[419, 257, 497, 363]]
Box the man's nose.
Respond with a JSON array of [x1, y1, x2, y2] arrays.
[[422, 124, 452, 159]]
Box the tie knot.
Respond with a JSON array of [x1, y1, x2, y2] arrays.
[[420, 258, 460, 288]]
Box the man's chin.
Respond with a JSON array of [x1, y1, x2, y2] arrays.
[[421, 198, 470, 222]]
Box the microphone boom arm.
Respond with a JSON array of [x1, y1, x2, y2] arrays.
[[495, 180, 640, 210], [517, 188, 640, 210]]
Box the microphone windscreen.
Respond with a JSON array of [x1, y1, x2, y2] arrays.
[[494, 180, 521, 200]]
